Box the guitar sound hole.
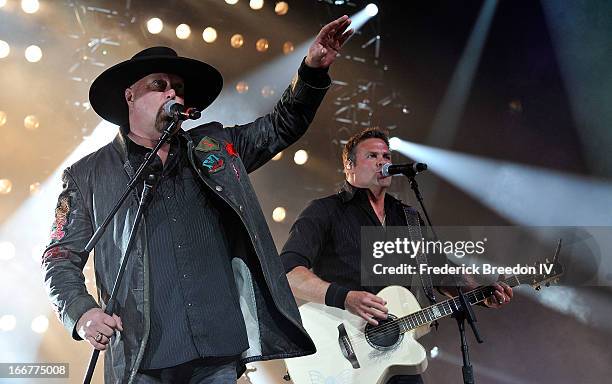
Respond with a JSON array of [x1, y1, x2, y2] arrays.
[[364, 314, 403, 350]]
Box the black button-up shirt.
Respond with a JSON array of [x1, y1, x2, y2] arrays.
[[280, 181, 411, 294], [127, 137, 248, 370]]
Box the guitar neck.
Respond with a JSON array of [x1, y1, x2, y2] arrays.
[[397, 275, 526, 333]]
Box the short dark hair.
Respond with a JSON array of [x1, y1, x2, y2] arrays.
[[342, 127, 390, 166]]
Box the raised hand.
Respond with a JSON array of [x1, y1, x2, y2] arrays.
[[305, 15, 354, 68]]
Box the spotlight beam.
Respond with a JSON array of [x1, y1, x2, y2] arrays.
[[390, 138, 612, 226], [540, 1, 612, 176], [0, 121, 118, 364], [349, 3, 379, 31], [391, 138, 612, 333], [428, 0, 499, 148]]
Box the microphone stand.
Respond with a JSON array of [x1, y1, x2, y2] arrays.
[[406, 175, 437, 240], [82, 119, 179, 384], [404, 173, 482, 384], [453, 286, 482, 384]]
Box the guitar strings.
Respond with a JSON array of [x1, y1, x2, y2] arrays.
[[344, 275, 524, 347], [348, 270, 552, 349], [346, 289, 487, 347], [347, 287, 491, 347], [345, 267, 558, 347], [361, 277, 510, 336]]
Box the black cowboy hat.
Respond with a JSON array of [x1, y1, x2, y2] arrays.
[[89, 46, 223, 127]]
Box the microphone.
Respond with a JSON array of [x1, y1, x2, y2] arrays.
[[162, 100, 201, 120], [381, 162, 428, 177]]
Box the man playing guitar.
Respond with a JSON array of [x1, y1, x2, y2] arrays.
[[281, 128, 513, 384]]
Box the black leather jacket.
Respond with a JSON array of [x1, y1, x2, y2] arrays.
[[42, 70, 328, 383]]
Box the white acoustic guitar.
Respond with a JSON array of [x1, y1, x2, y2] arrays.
[[285, 250, 563, 384]]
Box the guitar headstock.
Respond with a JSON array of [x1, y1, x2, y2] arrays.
[[529, 238, 564, 291]]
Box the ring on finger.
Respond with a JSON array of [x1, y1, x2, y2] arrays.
[[94, 332, 103, 342]]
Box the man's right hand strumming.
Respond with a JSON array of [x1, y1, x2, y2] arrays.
[[76, 308, 123, 351], [345, 291, 389, 326]]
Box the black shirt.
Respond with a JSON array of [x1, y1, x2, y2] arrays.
[[281, 181, 434, 382], [280, 181, 411, 294], [127, 137, 248, 369]]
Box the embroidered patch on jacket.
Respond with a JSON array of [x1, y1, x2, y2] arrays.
[[195, 136, 220, 152], [42, 247, 68, 262], [202, 153, 225, 174], [224, 142, 240, 180], [224, 141, 238, 158], [231, 161, 240, 181], [49, 196, 70, 244]]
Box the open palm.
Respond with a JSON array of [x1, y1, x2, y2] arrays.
[[306, 15, 353, 68]]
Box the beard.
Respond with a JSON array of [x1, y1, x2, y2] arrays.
[[153, 105, 171, 133]]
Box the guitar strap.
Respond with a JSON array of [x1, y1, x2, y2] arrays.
[[402, 205, 437, 306]]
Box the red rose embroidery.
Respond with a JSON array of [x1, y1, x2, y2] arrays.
[[225, 142, 238, 157]]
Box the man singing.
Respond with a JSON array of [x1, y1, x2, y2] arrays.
[[281, 127, 513, 384], [42, 16, 353, 384]]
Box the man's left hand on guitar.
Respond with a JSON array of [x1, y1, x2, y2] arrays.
[[482, 280, 513, 309], [464, 274, 513, 309], [445, 274, 513, 309]]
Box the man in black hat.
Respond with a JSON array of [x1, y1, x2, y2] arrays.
[[42, 16, 353, 383]]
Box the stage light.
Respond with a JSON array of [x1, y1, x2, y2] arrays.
[[261, 85, 275, 98], [0, 40, 8, 59], [294, 149, 308, 165], [275, 1, 289, 15], [230, 34, 244, 48], [21, 0, 39, 14], [272, 207, 286, 222], [256, 38, 269, 52], [176, 23, 191, 39], [202, 27, 217, 43], [430, 346, 439, 359], [24, 115, 40, 130], [283, 41, 295, 55], [272, 152, 283, 161], [0, 110, 7, 126], [31, 315, 49, 334], [250, 0, 264, 10], [225, 0, 239, 4], [236, 81, 249, 94], [24, 45, 42, 62], [0, 179, 12, 195], [146, 17, 163, 34], [389, 137, 401, 150], [282, 41, 294, 55], [0, 315, 16, 331], [350, 3, 382, 31], [29, 182, 41, 195], [365, 3, 378, 17], [509, 99, 523, 113], [0, 241, 15, 260]]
